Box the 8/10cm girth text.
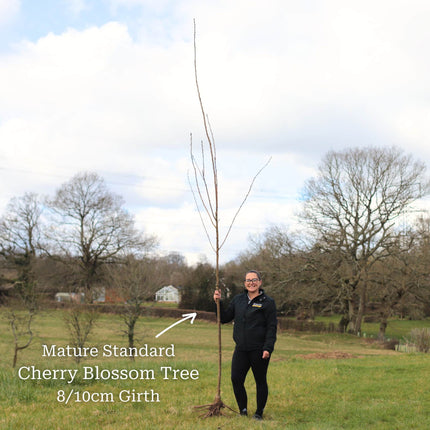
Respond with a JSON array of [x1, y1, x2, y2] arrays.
[[57, 389, 160, 404]]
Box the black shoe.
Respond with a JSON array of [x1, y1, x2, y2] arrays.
[[240, 408, 248, 416], [252, 413, 263, 420]]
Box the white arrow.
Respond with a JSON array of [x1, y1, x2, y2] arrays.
[[155, 312, 197, 338]]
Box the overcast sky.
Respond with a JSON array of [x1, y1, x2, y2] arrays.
[[1, 0, 430, 264]]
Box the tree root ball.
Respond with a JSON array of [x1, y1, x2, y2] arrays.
[[194, 396, 237, 418]]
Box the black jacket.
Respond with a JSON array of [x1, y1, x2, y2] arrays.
[[218, 289, 277, 353]]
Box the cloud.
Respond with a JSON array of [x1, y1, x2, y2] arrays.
[[3, 2, 430, 164], [136, 157, 190, 207], [1, 1, 430, 263], [0, 0, 20, 26], [64, 0, 88, 15], [0, 21, 196, 169]]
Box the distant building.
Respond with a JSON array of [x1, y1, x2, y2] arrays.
[[155, 285, 180, 303], [55, 292, 84, 303], [54, 288, 116, 304]]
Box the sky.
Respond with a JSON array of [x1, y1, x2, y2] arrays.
[[1, 0, 430, 265]]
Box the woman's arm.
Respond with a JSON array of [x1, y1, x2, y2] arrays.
[[263, 299, 277, 353], [213, 290, 235, 323]]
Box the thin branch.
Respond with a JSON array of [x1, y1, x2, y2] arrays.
[[220, 156, 272, 249], [192, 22, 218, 223], [205, 114, 218, 185], [190, 135, 217, 226], [193, 20, 216, 168], [187, 171, 216, 252], [198, 139, 217, 221]]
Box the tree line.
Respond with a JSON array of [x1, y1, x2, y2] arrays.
[[1, 146, 430, 342], [231, 146, 430, 339]]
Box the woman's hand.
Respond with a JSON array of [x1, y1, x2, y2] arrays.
[[213, 290, 221, 302], [262, 350, 270, 359]]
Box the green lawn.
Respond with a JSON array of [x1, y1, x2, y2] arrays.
[[1, 308, 429, 429], [315, 315, 430, 339]]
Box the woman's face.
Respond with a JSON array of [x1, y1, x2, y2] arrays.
[[244, 272, 262, 294]]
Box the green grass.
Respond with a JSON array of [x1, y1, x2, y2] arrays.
[[1, 308, 430, 429], [315, 315, 430, 339]]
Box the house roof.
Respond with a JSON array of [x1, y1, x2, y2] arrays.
[[156, 285, 178, 294]]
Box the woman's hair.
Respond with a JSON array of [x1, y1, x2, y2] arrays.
[[245, 270, 262, 281]]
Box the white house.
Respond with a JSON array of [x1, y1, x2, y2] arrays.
[[155, 285, 180, 303], [54, 292, 84, 303]]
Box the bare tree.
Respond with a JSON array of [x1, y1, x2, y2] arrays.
[[191, 20, 270, 417], [8, 310, 35, 368], [108, 255, 163, 358], [179, 261, 217, 311], [247, 226, 302, 312], [45, 172, 157, 302], [0, 192, 42, 258], [246, 226, 338, 318], [302, 146, 430, 334], [371, 214, 430, 336], [0, 192, 42, 300], [0, 193, 42, 367], [63, 307, 98, 363]]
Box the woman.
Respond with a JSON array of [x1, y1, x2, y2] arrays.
[[213, 270, 277, 420]]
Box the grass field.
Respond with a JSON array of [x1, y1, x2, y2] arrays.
[[0, 307, 429, 429], [315, 315, 430, 340]]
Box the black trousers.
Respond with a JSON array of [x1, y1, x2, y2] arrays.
[[231, 348, 271, 415]]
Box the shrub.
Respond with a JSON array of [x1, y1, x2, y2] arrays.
[[410, 328, 430, 353], [383, 338, 399, 350]]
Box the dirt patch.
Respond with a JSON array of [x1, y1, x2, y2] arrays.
[[297, 351, 360, 360]]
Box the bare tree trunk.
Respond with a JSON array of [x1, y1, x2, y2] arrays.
[[378, 318, 388, 340], [13, 347, 19, 369], [347, 299, 356, 333], [354, 283, 367, 335], [338, 314, 349, 333], [10, 310, 34, 368]]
